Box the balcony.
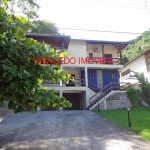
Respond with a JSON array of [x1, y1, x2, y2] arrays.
[[43, 79, 85, 87], [84, 57, 121, 65]]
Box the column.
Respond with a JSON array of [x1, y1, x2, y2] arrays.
[[85, 67, 88, 86], [120, 50, 123, 65], [102, 44, 105, 64], [104, 100, 107, 110], [60, 65, 63, 86], [60, 90, 62, 98]]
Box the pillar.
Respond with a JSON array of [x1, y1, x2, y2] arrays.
[[60, 90, 62, 98], [85, 67, 88, 87], [104, 100, 107, 110]]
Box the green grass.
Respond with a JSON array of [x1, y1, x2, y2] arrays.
[[93, 106, 150, 140]]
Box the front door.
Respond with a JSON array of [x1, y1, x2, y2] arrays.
[[96, 70, 103, 89]]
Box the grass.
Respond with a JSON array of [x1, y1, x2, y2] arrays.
[[93, 106, 150, 140]]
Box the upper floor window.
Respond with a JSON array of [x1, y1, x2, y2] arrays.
[[90, 71, 94, 79]]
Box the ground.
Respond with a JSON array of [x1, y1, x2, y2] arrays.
[[0, 110, 150, 150]]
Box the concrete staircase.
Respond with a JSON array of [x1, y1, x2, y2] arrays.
[[88, 82, 131, 110], [89, 90, 126, 110]]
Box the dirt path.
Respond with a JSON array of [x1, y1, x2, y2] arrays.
[[0, 110, 150, 150]]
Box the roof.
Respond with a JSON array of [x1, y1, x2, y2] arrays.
[[26, 33, 71, 49], [26, 33, 128, 51], [124, 48, 150, 67]]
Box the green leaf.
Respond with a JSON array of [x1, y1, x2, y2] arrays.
[[23, 70, 31, 77], [18, 73, 22, 79], [8, 101, 16, 110]]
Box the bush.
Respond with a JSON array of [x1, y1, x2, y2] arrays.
[[127, 88, 139, 106]]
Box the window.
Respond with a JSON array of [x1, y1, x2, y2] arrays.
[[89, 53, 93, 60], [112, 71, 115, 79], [121, 69, 130, 77], [90, 72, 94, 79]]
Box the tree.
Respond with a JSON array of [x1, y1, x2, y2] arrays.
[[122, 56, 129, 64], [122, 29, 150, 61], [129, 71, 150, 99], [29, 20, 59, 34], [0, 1, 72, 113], [2, 0, 40, 19]]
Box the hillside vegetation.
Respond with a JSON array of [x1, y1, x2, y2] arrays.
[[122, 30, 150, 63]]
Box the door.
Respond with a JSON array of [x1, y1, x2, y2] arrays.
[[89, 53, 93, 61], [104, 54, 113, 64], [63, 93, 81, 110], [66, 74, 75, 86], [96, 70, 103, 89]]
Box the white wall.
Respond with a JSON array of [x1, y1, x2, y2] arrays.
[[87, 44, 117, 58], [119, 55, 149, 83], [87, 44, 102, 57], [66, 40, 86, 65], [104, 45, 118, 58]]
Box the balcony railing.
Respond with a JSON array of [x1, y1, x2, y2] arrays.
[[35, 57, 121, 65], [43, 79, 85, 87], [86, 57, 121, 65]]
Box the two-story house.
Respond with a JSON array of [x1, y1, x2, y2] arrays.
[[27, 33, 131, 110]]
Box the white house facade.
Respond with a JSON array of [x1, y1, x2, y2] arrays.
[[27, 33, 131, 110]]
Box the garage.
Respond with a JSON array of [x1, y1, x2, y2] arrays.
[[42, 93, 83, 110], [63, 93, 82, 110]]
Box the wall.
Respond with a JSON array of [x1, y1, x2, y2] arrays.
[[81, 69, 85, 86], [145, 53, 150, 81], [102, 70, 119, 85], [87, 44, 117, 58], [119, 55, 148, 83], [88, 69, 97, 85], [67, 40, 87, 65], [98, 92, 132, 110], [87, 44, 102, 57], [63, 68, 81, 86]]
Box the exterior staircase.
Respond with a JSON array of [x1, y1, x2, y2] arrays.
[[88, 82, 131, 110]]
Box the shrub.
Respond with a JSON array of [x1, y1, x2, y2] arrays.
[[127, 88, 139, 106]]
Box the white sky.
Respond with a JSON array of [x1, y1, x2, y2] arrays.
[[36, 0, 150, 41]]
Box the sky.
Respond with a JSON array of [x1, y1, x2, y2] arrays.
[[36, 0, 150, 41]]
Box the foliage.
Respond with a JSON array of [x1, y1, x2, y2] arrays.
[[129, 71, 150, 99], [29, 20, 59, 34], [0, 1, 72, 113], [0, 0, 40, 19], [122, 56, 129, 65], [122, 29, 150, 62], [126, 88, 139, 106], [93, 106, 150, 140]]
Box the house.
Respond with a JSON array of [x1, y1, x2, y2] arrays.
[[26, 33, 131, 110], [119, 49, 150, 84]]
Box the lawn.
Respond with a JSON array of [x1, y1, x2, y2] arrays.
[[93, 106, 150, 140]]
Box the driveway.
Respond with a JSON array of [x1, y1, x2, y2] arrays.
[[0, 110, 150, 150]]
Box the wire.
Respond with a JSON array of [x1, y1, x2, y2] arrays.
[[59, 28, 142, 34], [72, 0, 150, 6], [70, 0, 150, 10]]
